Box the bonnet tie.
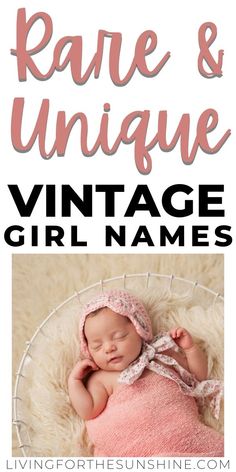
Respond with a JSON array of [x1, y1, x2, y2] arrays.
[[118, 332, 223, 420]]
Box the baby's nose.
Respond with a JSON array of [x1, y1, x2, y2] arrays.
[[104, 341, 116, 353]]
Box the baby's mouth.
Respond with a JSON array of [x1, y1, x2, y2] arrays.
[[108, 356, 123, 364]]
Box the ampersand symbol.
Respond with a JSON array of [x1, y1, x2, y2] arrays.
[[198, 22, 224, 78]]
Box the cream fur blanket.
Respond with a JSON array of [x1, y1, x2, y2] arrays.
[[12, 254, 224, 456]]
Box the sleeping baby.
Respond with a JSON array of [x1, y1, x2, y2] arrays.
[[68, 289, 224, 456]]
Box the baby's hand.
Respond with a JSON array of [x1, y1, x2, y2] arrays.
[[69, 359, 99, 381], [169, 327, 194, 351]]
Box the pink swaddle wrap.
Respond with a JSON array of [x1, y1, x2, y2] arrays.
[[86, 372, 224, 457], [79, 289, 224, 456]]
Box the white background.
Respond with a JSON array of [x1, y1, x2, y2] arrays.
[[0, 0, 235, 468]]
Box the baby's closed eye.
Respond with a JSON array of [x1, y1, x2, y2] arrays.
[[90, 343, 102, 351], [113, 332, 128, 340]]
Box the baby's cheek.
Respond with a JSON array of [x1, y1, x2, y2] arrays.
[[90, 351, 99, 364], [93, 352, 104, 365]]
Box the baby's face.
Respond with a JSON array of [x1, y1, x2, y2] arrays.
[[84, 308, 142, 371]]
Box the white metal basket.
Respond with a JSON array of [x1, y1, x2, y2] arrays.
[[13, 272, 223, 456]]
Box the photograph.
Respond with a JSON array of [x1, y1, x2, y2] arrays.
[[13, 254, 224, 457]]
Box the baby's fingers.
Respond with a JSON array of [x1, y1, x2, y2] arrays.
[[80, 359, 98, 372], [169, 327, 180, 339], [175, 327, 185, 337], [87, 360, 99, 371]]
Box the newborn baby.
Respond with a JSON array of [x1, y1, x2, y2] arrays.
[[68, 289, 224, 456]]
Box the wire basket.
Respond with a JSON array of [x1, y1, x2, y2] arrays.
[[13, 272, 223, 457]]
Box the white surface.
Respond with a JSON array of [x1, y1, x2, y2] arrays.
[[0, 0, 235, 468]]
